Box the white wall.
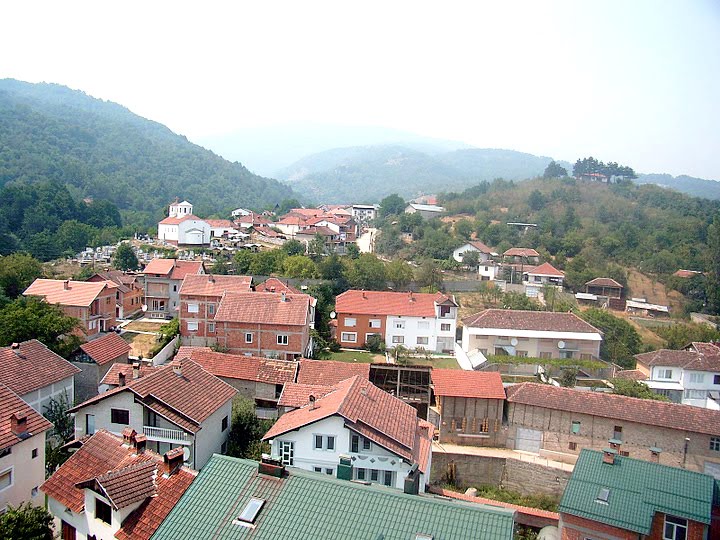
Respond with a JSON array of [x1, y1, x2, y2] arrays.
[[194, 398, 233, 470], [452, 244, 491, 263], [384, 313, 456, 354], [74, 391, 145, 440], [0, 434, 46, 511], [178, 219, 211, 245], [20, 376, 75, 415]]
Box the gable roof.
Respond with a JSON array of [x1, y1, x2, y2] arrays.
[[78, 460, 158, 510], [214, 291, 312, 326], [158, 214, 204, 225], [143, 259, 204, 280], [178, 349, 297, 386], [673, 269, 703, 279], [526, 262, 564, 277], [462, 309, 601, 335], [635, 343, 720, 372], [205, 219, 236, 228], [585, 277, 624, 288], [24, 278, 113, 307], [100, 363, 160, 387], [277, 382, 336, 408], [89, 270, 138, 293], [297, 358, 370, 386], [432, 369, 506, 400], [152, 455, 515, 540], [613, 369, 647, 381], [335, 289, 455, 318], [264, 376, 432, 470], [79, 332, 131, 366], [179, 274, 252, 296], [0, 339, 81, 396], [255, 278, 300, 294], [504, 247, 540, 257], [0, 383, 52, 451], [560, 449, 714, 534], [468, 240, 494, 253], [506, 383, 720, 436]]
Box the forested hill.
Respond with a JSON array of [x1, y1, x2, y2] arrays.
[[0, 79, 295, 224], [276, 144, 572, 203]]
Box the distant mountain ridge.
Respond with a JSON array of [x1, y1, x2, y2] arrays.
[[634, 173, 720, 200], [0, 79, 295, 225]]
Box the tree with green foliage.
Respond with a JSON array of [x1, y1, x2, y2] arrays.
[[233, 250, 253, 274], [461, 250, 480, 269], [502, 292, 542, 311], [0, 297, 81, 357], [282, 255, 317, 278], [112, 242, 139, 271], [559, 368, 578, 387], [415, 259, 443, 292], [347, 254, 387, 290], [0, 253, 43, 298], [707, 214, 720, 314], [528, 189, 547, 211], [543, 161, 568, 179], [317, 254, 349, 292], [43, 392, 74, 475], [454, 219, 474, 240], [226, 396, 274, 460], [307, 234, 328, 260], [653, 323, 720, 350], [379, 193, 406, 218], [345, 243, 360, 259], [386, 259, 414, 291], [276, 199, 303, 216], [580, 308, 641, 368], [282, 239, 306, 256], [0, 502, 54, 540], [611, 379, 669, 401], [248, 249, 286, 276]]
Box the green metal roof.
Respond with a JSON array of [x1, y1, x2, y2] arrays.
[[559, 449, 715, 534], [151, 455, 516, 540]]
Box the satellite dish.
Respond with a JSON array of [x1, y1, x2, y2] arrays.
[[183, 447, 191, 461], [330, 311, 336, 319], [142, 304, 148, 312], [558, 341, 566, 349], [510, 338, 518, 346]]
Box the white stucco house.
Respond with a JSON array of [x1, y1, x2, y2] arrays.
[[157, 200, 211, 245], [452, 240, 496, 264], [0, 384, 52, 512], [263, 376, 433, 492], [69, 358, 236, 470]]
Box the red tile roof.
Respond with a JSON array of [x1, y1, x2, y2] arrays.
[[205, 219, 236, 228], [0, 383, 52, 451], [255, 278, 301, 294], [158, 214, 203, 225], [526, 262, 564, 277], [142, 258, 176, 276], [100, 363, 159, 387], [24, 278, 114, 307], [585, 277, 624, 288], [297, 359, 370, 386], [80, 460, 158, 509], [432, 369, 506, 399], [215, 291, 313, 326], [143, 259, 204, 280], [264, 376, 432, 471], [506, 382, 720, 436], [179, 274, 252, 296], [175, 346, 212, 359], [0, 340, 81, 396], [296, 225, 336, 237], [278, 382, 336, 408], [503, 248, 540, 257], [462, 309, 601, 334], [468, 241, 493, 253], [673, 269, 703, 279], [79, 333, 131, 366], [635, 343, 720, 372], [613, 369, 648, 381], [179, 349, 297, 386], [335, 290, 455, 318]]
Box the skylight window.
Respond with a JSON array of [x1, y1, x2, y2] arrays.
[[415, 535, 434, 540], [596, 488, 610, 504], [237, 497, 265, 524]]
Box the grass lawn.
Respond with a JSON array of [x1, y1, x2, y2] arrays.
[[124, 321, 165, 332], [121, 331, 159, 357], [327, 350, 384, 363]]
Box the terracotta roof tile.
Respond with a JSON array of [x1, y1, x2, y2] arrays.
[[462, 309, 601, 334], [205, 219, 236, 228], [158, 214, 203, 225], [24, 278, 112, 307], [503, 248, 540, 257], [469, 241, 494, 253], [335, 290, 455, 317], [613, 369, 648, 381], [80, 333, 131, 366], [179, 274, 252, 296], [143, 259, 204, 280], [214, 291, 312, 326], [255, 278, 300, 294], [506, 382, 720, 436], [0, 383, 52, 451], [432, 369, 506, 399], [175, 346, 212, 359], [585, 277, 624, 288], [673, 269, 703, 279], [635, 343, 720, 372], [169, 261, 204, 280], [278, 382, 336, 408], [100, 363, 159, 387], [88, 460, 158, 509], [297, 359, 370, 386], [142, 258, 176, 276], [526, 262, 564, 277], [181, 350, 297, 385], [0, 339, 81, 396]]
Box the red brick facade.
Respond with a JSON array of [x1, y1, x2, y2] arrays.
[[336, 313, 386, 349], [561, 512, 708, 540]]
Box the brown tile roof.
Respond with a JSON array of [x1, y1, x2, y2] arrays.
[[585, 277, 624, 288], [175, 346, 212, 359], [215, 291, 312, 326], [432, 369, 506, 399], [80, 332, 131, 366], [613, 369, 647, 381], [335, 290, 455, 318], [142, 258, 176, 276], [180, 349, 297, 385], [297, 359, 370, 386], [89, 271, 132, 294], [673, 269, 703, 279], [503, 247, 539, 257], [0, 339, 81, 396], [81, 460, 158, 509], [526, 262, 564, 277], [255, 226, 284, 238], [296, 225, 336, 237], [278, 382, 336, 408], [143, 259, 204, 280], [100, 363, 160, 387], [469, 241, 493, 253], [264, 376, 432, 471], [0, 383, 52, 451], [462, 309, 601, 334], [255, 278, 300, 294], [205, 219, 236, 228], [505, 382, 720, 436], [179, 274, 252, 296], [24, 278, 113, 307], [158, 214, 203, 225], [635, 343, 720, 372]]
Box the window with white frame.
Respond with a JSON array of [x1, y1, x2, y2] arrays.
[[369, 319, 381, 328], [340, 332, 357, 343], [245, 333, 253, 343], [208, 322, 215, 333], [344, 317, 356, 327], [0, 469, 12, 490], [350, 434, 372, 453], [278, 441, 294, 465], [688, 372, 704, 383], [659, 369, 673, 379], [394, 320, 405, 329], [440, 323, 451, 332], [188, 303, 199, 313], [207, 303, 215, 315], [663, 515, 687, 540], [392, 336, 404, 344], [710, 437, 720, 452], [313, 435, 336, 451], [277, 335, 289, 345], [418, 321, 430, 330], [416, 337, 429, 345], [187, 321, 199, 331]]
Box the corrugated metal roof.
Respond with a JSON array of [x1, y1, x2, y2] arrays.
[[559, 449, 714, 534], [151, 455, 516, 540]]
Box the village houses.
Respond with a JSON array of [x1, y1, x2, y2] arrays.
[[88, 269, 144, 319], [69, 331, 132, 402], [142, 257, 204, 319], [157, 199, 211, 246]]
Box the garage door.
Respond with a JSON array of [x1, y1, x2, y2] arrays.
[[704, 461, 720, 480], [515, 428, 542, 453]]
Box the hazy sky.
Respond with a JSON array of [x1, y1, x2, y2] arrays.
[[2, 1, 719, 179]]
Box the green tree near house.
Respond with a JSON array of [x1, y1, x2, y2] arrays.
[[580, 308, 641, 369], [542, 161, 567, 179], [112, 242, 139, 271], [44, 391, 75, 476], [706, 214, 720, 315], [0, 253, 44, 298], [0, 503, 54, 540], [611, 379, 669, 401], [225, 396, 274, 460], [386, 259, 413, 291], [379, 193, 406, 218]]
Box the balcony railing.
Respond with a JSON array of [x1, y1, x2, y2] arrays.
[[143, 425, 191, 445]]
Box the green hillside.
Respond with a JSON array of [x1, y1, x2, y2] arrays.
[[0, 79, 295, 225]]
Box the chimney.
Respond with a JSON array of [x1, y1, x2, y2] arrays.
[[281, 292, 287, 302], [308, 395, 317, 410], [118, 372, 126, 387], [404, 463, 420, 495], [208, 274, 215, 283], [171, 360, 182, 377], [258, 454, 285, 477], [10, 343, 19, 350], [602, 448, 617, 465], [132, 361, 141, 380], [122, 427, 137, 446], [10, 413, 27, 436], [133, 433, 147, 454], [162, 447, 185, 476], [64, 279, 70, 290], [362, 291, 367, 299]]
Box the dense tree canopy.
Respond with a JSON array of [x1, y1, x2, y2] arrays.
[[0, 253, 43, 298], [0, 503, 54, 540], [580, 308, 641, 368], [112, 242, 139, 270], [542, 161, 568, 179]]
